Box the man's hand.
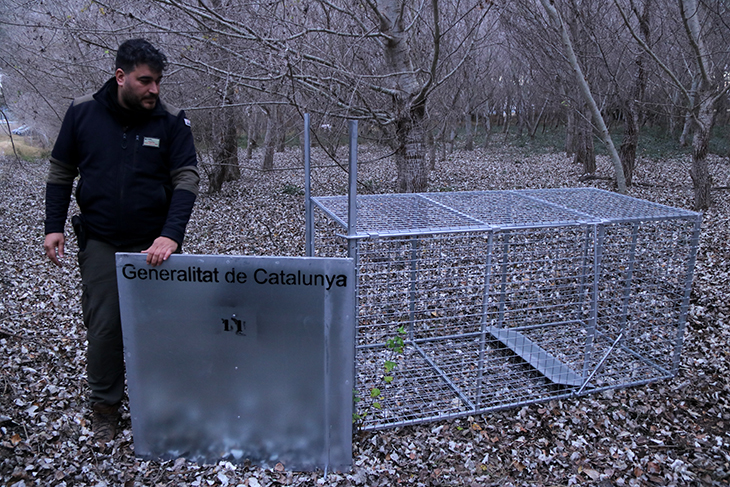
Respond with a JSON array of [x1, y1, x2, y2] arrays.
[[142, 236, 178, 266], [44, 233, 66, 267]]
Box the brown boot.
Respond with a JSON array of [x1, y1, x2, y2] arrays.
[[92, 402, 120, 450]]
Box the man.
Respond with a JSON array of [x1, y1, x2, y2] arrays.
[[43, 39, 200, 448]]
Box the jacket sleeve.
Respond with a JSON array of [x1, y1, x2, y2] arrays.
[[44, 103, 79, 235], [160, 109, 200, 245]]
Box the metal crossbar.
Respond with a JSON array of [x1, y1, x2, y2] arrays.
[[310, 188, 701, 430]]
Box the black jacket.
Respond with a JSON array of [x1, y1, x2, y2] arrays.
[[45, 77, 199, 247]]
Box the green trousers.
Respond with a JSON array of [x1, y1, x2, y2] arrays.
[[78, 239, 149, 406]]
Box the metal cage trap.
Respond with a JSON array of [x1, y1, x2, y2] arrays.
[[303, 121, 702, 431]]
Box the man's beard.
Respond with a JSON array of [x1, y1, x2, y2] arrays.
[[120, 89, 157, 111]]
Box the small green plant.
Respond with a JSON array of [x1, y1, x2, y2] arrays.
[[386, 326, 406, 353], [370, 387, 382, 410], [353, 326, 408, 427], [383, 360, 396, 383], [352, 390, 365, 424], [281, 184, 304, 196], [361, 179, 378, 193]]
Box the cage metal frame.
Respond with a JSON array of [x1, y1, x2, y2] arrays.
[[303, 119, 702, 431]]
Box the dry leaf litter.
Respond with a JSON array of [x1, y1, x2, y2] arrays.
[[1, 143, 729, 486]]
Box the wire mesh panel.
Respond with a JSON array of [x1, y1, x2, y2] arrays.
[[311, 188, 701, 430]]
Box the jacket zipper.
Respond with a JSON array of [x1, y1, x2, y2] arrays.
[[119, 129, 129, 230]]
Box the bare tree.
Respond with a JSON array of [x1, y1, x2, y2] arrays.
[[539, 0, 627, 193], [616, 0, 652, 187], [614, 0, 730, 209], [80, 0, 494, 193], [499, 1, 599, 169], [207, 104, 241, 193], [200, 0, 242, 193], [4, 0, 726, 203], [0, 0, 118, 135]]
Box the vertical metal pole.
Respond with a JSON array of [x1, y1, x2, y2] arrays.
[[496, 231, 511, 329], [476, 230, 495, 407], [408, 237, 419, 341], [672, 216, 702, 374], [480, 231, 496, 327], [582, 224, 603, 381], [619, 224, 640, 335], [304, 114, 314, 257], [346, 121, 359, 434], [347, 120, 358, 259], [575, 225, 593, 322]]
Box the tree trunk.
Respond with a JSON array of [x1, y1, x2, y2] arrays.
[[619, 0, 650, 188], [565, 103, 576, 155], [378, 0, 430, 193], [668, 89, 682, 137], [680, 0, 720, 209], [427, 131, 436, 171], [464, 103, 474, 151], [516, 103, 525, 137], [208, 111, 240, 194], [207, 80, 241, 194], [482, 107, 491, 148], [562, 78, 576, 155], [502, 98, 512, 138], [619, 111, 638, 187], [203, 0, 240, 194], [262, 109, 275, 171], [528, 100, 547, 139], [680, 77, 699, 147], [439, 125, 447, 162], [395, 102, 428, 193], [690, 98, 715, 209], [246, 113, 256, 160], [276, 114, 286, 152], [574, 106, 596, 175]]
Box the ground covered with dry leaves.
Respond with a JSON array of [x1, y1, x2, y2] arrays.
[[1, 143, 729, 487]]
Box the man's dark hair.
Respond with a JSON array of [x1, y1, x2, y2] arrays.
[[115, 39, 168, 73]]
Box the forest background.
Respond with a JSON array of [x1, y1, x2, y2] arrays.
[[1, 0, 729, 207], [1, 1, 730, 486]]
